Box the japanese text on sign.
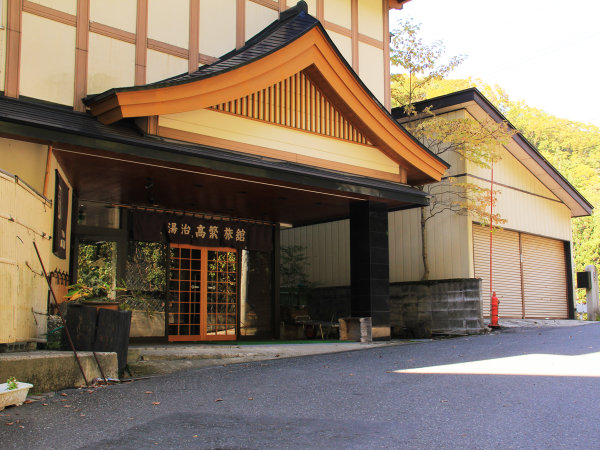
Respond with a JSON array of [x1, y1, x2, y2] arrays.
[[167, 222, 246, 242]]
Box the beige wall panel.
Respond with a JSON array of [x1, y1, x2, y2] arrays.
[[357, 0, 383, 40], [0, 172, 53, 344], [323, 0, 351, 28], [15, 184, 52, 341], [20, 13, 76, 106], [29, 0, 76, 15], [146, 49, 188, 84], [90, 0, 137, 33], [0, 138, 48, 193], [303, 0, 317, 16], [199, 0, 236, 57], [280, 220, 350, 287], [388, 207, 423, 282], [328, 31, 352, 66], [427, 201, 472, 280], [469, 176, 572, 241], [148, 0, 189, 49], [160, 109, 399, 174], [389, 205, 470, 282], [0, 173, 18, 343], [245, 1, 278, 41], [358, 42, 384, 103], [88, 34, 136, 94], [469, 145, 559, 200]]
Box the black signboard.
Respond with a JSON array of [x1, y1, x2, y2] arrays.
[[52, 171, 69, 259], [131, 210, 273, 252], [577, 271, 591, 290]]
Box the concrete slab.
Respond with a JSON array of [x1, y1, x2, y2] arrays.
[[0, 351, 118, 393], [496, 319, 596, 328], [126, 341, 407, 376]]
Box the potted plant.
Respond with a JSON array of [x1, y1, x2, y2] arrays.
[[65, 281, 122, 310], [0, 377, 33, 411]]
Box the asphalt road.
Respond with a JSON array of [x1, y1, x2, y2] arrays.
[[2, 324, 600, 449]]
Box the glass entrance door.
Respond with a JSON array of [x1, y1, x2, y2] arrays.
[[168, 244, 237, 341]]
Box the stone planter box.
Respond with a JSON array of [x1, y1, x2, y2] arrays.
[[0, 382, 33, 410]]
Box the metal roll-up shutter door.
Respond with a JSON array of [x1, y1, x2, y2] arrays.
[[473, 225, 524, 318], [521, 234, 568, 318]]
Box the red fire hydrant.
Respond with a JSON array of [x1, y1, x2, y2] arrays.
[[488, 291, 500, 328]]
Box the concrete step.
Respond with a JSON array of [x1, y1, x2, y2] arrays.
[[0, 351, 118, 393]]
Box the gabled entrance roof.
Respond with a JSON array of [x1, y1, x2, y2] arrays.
[[84, 1, 447, 186]]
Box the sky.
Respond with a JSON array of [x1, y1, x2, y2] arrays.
[[390, 0, 600, 127]]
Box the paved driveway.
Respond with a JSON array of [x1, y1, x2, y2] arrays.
[[2, 324, 600, 449]]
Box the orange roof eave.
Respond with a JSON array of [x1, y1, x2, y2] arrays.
[[88, 27, 446, 183]]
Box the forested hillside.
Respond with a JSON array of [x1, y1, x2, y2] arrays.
[[393, 76, 600, 272]]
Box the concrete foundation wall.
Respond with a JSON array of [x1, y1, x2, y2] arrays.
[[0, 351, 118, 393], [390, 278, 485, 338], [302, 278, 485, 338]]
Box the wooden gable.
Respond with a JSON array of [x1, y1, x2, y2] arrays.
[[209, 70, 371, 146], [85, 7, 447, 185]]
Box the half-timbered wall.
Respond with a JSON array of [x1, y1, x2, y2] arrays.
[[4, 0, 392, 110]]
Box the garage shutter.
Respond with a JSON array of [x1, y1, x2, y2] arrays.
[[473, 225, 524, 318], [521, 234, 568, 318]]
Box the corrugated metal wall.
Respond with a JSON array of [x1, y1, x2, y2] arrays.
[[473, 224, 569, 319], [280, 219, 350, 287], [473, 225, 523, 318], [0, 172, 52, 344], [521, 234, 568, 318]]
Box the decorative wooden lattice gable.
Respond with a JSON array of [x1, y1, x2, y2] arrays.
[[209, 71, 372, 146]]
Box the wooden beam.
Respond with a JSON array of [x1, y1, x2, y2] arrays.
[[5, 0, 23, 98], [236, 0, 245, 49], [74, 0, 90, 111], [189, 0, 199, 73], [135, 0, 148, 85]]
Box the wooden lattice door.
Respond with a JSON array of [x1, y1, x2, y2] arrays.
[[168, 244, 237, 341]]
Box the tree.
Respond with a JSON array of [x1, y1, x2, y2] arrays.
[[390, 18, 465, 110], [391, 19, 515, 280]]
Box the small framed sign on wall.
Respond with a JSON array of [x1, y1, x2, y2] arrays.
[[52, 170, 69, 259]]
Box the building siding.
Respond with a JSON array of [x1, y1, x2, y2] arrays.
[[5, 0, 389, 107]]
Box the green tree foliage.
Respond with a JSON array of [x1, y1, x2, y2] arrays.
[[280, 245, 311, 307], [70, 242, 116, 300], [390, 18, 465, 109]]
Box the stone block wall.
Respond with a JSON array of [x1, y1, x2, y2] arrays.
[[390, 278, 485, 338], [299, 278, 485, 338]]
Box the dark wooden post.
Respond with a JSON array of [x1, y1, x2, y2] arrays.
[[349, 201, 390, 340], [271, 223, 281, 338]]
